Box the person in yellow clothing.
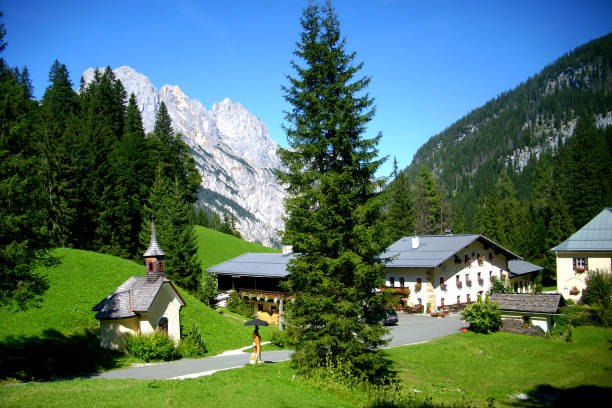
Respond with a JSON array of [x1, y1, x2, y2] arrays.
[[253, 326, 262, 364]]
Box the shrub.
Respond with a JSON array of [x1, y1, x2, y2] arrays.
[[582, 270, 612, 309], [488, 277, 511, 294], [126, 331, 177, 362], [271, 329, 289, 348], [200, 272, 218, 306], [178, 323, 207, 358], [461, 301, 501, 334]]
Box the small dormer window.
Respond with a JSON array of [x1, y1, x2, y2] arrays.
[[159, 262, 164, 273], [148, 262, 153, 272]]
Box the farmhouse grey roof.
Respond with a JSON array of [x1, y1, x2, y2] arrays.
[[508, 260, 543, 277], [551, 208, 612, 252], [491, 293, 565, 314], [143, 220, 166, 257], [92, 276, 184, 320], [382, 235, 522, 268], [207, 252, 294, 278]]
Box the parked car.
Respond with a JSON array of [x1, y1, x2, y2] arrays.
[[382, 309, 398, 326]]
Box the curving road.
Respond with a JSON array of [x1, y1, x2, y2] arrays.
[[94, 313, 463, 380]]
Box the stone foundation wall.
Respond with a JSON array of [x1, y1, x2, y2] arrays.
[[501, 318, 545, 336]]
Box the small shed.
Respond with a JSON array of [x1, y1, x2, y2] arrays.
[[491, 293, 565, 334], [92, 221, 185, 351]]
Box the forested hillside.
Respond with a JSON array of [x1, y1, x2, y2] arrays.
[[387, 33, 612, 284]]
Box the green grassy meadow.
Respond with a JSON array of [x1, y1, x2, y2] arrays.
[[195, 226, 280, 270]]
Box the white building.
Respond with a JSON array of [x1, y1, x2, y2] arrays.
[[382, 235, 521, 310]]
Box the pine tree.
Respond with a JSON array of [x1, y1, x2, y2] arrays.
[[0, 16, 54, 309], [140, 173, 202, 292], [38, 60, 80, 246], [103, 93, 153, 257], [149, 101, 201, 203], [385, 171, 413, 241], [566, 116, 610, 228], [74, 67, 127, 249], [413, 166, 439, 235], [279, 1, 391, 382]]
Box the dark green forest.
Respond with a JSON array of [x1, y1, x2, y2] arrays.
[[387, 33, 612, 284]]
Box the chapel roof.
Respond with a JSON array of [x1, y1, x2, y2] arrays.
[[92, 276, 185, 320]]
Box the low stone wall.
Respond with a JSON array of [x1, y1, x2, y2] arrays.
[[501, 318, 545, 336]]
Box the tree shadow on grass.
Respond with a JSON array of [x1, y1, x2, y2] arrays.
[[0, 328, 124, 382], [506, 384, 612, 407]]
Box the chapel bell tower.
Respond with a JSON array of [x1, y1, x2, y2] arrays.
[[143, 219, 166, 282]]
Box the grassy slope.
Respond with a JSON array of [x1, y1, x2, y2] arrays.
[[2, 327, 610, 407], [195, 225, 280, 270]]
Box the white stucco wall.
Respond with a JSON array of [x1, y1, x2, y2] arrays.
[[385, 241, 510, 309], [556, 252, 612, 301], [99, 317, 139, 351]]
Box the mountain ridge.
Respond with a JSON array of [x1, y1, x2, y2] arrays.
[[403, 33, 612, 215]]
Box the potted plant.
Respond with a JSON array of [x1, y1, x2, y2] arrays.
[[456, 280, 462, 289], [489, 276, 496, 283], [569, 287, 580, 295], [575, 267, 586, 274], [477, 255, 485, 266], [426, 302, 431, 314], [465, 258, 473, 267], [414, 282, 422, 292], [466, 279, 472, 287], [478, 278, 484, 286], [440, 282, 448, 291]]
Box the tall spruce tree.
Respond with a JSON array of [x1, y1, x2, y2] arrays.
[[38, 60, 80, 246], [279, 1, 391, 382], [413, 165, 439, 235], [140, 173, 202, 292], [0, 16, 54, 309], [385, 171, 413, 241], [149, 101, 201, 203]]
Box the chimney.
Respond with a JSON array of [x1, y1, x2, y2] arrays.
[[411, 236, 420, 249]]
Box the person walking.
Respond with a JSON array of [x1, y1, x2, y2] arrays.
[[253, 326, 262, 364]]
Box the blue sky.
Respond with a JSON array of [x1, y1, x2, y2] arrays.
[[2, 0, 611, 177]]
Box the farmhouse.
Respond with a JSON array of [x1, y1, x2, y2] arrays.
[[92, 221, 185, 351], [207, 246, 294, 325], [382, 235, 522, 311], [551, 208, 612, 301], [208, 234, 529, 322]]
